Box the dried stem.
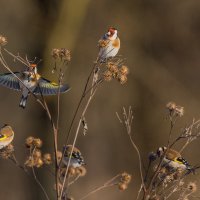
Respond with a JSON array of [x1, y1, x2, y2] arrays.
[[78, 174, 120, 200], [117, 107, 146, 195], [0, 48, 60, 199], [146, 114, 177, 198], [10, 154, 50, 200], [59, 63, 101, 199]]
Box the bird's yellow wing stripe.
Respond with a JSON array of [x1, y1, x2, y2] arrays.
[[33, 77, 70, 95], [0, 135, 8, 141], [51, 82, 59, 86], [174, 158, 184, 164]]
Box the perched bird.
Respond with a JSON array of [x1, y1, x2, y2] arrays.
[[157, 146, 191, 170], [0, 125, 14, 149], [98, 27, 120, 62], [62, 145, 85, 168], [0, 64, 70, 108]]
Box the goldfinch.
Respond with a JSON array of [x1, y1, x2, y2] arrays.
[[0, 125, 14, 149], [98, 27, 120, 62], [0, 64, 70, 108], [62, 145, 85, 168], [157, 146, 191, 170]]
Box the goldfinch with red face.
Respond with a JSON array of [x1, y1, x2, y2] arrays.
[[157, 146, 192, 171], [0, 125, 14, 149], [0, 64, 70, 108], [98, 27, 120, 62]]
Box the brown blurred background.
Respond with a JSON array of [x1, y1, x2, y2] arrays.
[[0, 0, 200, 199]]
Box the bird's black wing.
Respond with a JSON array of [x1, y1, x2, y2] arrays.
[[33, 77, 70, 95], [0, 72, 21, 91]]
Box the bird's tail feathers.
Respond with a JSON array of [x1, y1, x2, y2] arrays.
[[19, 95, 28, 109]]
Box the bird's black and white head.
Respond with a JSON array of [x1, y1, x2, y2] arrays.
[[106, 27, 118, 40], [71, 151, 85, 166], [157, 146, 167, 157], [63, 145, 85, 167]]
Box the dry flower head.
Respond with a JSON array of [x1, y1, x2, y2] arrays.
[[68, 167, 76, 176], [52, 48, 60, 59], [187, 182, 197, 192], [25, 154, 44, 168], [0, 144, 14, 159], [166, 102, 184, 117], [120, 65, 129, 75], [52, 48, 71, 61], [25, 136, 34, 148], [24, 156, 35, 167], [75, 166, 87, 177], [35, 158, 44, 168], [33, 138, 43, 148], [118, 172, 131, 191], [121, 172, 132, 184], [32, 149, 42, 159], [43, 153, 52, 165], [117, 74, 127, 84], [65, 166, 87, 177], [59, 48, 71, 61], [103, 70, 113, 81], [118, 183, 128, 191], [107, 62, 119, 74], [175, 106, 184, 117], [0, 35, 7, 46], [166, 102, 176, 111]]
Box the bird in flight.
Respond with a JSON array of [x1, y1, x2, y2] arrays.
[[0, 64, 70, 108]]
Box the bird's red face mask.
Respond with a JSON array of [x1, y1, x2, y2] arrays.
[[30, 64, 37, 68], [107, 27, 116, 37], [29, 64, 37, 71]]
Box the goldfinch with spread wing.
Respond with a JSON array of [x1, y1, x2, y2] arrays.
[[157, 146, 191, 170], [0, 64, 70, 108], [0, 125, 14, 149], [62, 145, 85, 168], [98, 27, 120, 62]]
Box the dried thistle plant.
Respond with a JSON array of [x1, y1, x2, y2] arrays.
[[116, 103, 200, 200], [0, 30, 130, 200], [1, 28, 199, 200]]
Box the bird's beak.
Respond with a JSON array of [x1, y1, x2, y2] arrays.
[[107, 31, 111, 36]]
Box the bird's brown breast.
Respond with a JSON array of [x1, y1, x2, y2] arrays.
[[112, 38, 120, 48]]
